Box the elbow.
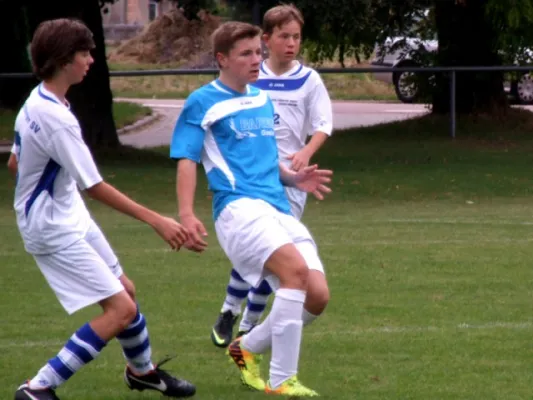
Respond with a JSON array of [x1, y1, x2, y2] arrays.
[[7, 156, 17, 176], [85, 181, 104, 199]]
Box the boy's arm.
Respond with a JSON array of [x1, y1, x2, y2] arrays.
[[7, 142, 18, 178], [49, 125, 188, 250], [170, 95, 208, 252], [7, 153, 17, 178], [288, 76, 334, 171], [86, 181, 187, 249], [175, 159, 207, 252]]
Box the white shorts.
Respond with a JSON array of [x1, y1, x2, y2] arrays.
[[215, 198, 324, 291], [33, 220, 125, 315], [284, 186, 307, 220]]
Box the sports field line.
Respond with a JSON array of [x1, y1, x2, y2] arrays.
[[2, 320, 532, 349]]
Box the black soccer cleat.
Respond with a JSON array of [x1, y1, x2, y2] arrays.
[[14, 382, 60, 400], [210, 310, 238, 348], [124, 357, 196, 398]]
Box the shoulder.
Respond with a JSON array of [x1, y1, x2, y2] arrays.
[[186, 81, 235, 112], [299, 65, 324, 87]]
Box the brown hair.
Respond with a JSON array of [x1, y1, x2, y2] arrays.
[[30, 18, 95, 80], [212, 21, 262, 58], [262, 4, 304, 35]]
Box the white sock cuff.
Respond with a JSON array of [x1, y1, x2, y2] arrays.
[[302, 308, 318, 326], [276, 288, 306, 303]]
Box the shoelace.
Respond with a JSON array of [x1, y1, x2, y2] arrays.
[[153, 355, 185, 386], [219, 311, 236, 332]]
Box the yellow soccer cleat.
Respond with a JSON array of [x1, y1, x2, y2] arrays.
[[265, 376, 319, 397], [227, 337, 265, 391]]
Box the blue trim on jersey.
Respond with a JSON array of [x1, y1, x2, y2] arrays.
[[37, 85, 60, 104], [289, 64, 304, 76], [253, 71, 312, 91], [25, 159, 61, 216], [14, 130, 21, 147], [260, 62, 269, 76]]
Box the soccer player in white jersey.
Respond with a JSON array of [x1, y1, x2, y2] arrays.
[[171, 21, 332, 396], [210, 4, 333, 348], [11, 19, 195, 400]]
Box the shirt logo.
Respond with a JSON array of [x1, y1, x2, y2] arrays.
[[229, 119, 257, 140]]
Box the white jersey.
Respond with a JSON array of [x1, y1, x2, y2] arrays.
[[254, 61, 333, 164], [12, 84, 103, 255]]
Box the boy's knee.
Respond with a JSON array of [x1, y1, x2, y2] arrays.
[[306, 273, 330, 315], [283, 262, 309, 290]]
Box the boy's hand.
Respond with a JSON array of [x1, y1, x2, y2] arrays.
[[152, 216, 189, 250], [287, 149, 311, 172], [180, 214, 208, 252]]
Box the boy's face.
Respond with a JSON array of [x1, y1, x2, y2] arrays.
[[63, 50, 93, 84], [263, 20, 302, 63], [217, 36, 262, 85]]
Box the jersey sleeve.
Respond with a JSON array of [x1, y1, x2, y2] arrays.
[[307, 72, 333, 136], [170, 94, 206, 163], [48, 124, 103, 190]]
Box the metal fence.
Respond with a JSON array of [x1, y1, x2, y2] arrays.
[[2, 65, 532, 139]]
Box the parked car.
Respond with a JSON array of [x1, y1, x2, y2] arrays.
[[370, 36, 533, 104]]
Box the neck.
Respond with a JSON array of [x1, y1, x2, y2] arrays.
[[42, 78, 70, 104], [218, 73, 247, 94], [266, 58, 296, 76]]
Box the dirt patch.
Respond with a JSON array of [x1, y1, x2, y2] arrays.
[[108, 8, 221, 67]]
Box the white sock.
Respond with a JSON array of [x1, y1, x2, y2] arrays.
[[269, 288, 306, 389], [242, 307, 320, 355], [302, 308, 318, 326], [241, 314, 272, 354]]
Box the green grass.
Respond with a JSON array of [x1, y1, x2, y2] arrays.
[[3, 112, 533, 399], [0, 102, 152, 142], [108, 62, 397, 101]]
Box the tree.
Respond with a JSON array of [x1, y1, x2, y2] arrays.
[[0, 0, 119, 149], [297, 0, 391, 67], [0, 4, 37, 109]]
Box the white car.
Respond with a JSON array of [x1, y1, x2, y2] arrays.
[[371, 37, 533, 104]]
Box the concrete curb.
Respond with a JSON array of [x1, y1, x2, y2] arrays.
[[117, 111, 162, 136]]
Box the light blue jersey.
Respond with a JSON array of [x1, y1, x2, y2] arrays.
[[170, 79, 291, 221]]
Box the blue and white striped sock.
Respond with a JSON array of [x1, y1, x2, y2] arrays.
[[239, 279, 273, 332], [222, 268, 251, 315], [116, 307, 154, 374], [29, 323, 106, 389]]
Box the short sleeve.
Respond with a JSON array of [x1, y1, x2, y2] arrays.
[[307, 72, 333, 136], [48, 124, 103, 190], [170, 95, 206, 163]]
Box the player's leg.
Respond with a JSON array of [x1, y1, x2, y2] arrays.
[[15, 240, 135, 400], [238, 187, 306, 335], [238, 279, 272, 335], [85, 221, 196, 398], [295, 241, 330, 326], [211, 268, 251, 347], [216, 198, 317, 396]]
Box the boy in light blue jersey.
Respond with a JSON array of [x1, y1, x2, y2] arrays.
[[171, 21, 332, 396], [211, 4, 333, 346]]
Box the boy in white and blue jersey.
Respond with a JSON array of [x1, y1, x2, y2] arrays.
[[171, 21, 332, 396], [11, 19, 195, 400], [211, 4, 333, 348]]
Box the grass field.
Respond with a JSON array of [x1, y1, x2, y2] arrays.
[[108, 62, 397, 101], [2, 113, 533, 399], [0, 101, 152, 142]]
